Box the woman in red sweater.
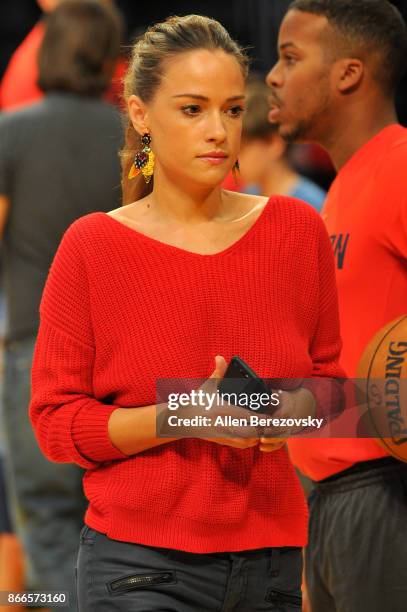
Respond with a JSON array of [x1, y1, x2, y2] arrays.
[[29, 14, 343, 612]]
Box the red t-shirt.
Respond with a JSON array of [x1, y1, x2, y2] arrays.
[[0, 21, 126, 111], [30, 197, 343, 552], [0, 22, 44, 111], [289, 124, 407, 480]]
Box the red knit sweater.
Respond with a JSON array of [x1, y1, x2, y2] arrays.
[[30, 196, 342, 552]]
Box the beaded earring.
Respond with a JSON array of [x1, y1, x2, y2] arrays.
[[128, 132, 155, 184]]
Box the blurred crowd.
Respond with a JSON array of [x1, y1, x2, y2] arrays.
[[0, 2, 125, 611]]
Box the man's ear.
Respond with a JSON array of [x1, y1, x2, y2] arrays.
[[128, 95, 150, 135], [335, 58, 364, 93]]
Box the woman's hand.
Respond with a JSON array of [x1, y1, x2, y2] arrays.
[[258, 437, 287, 452], [195, 356, 260, 449], [164, 356, 292, 453], [260, 386, 317, 443], [208, 357, 288, 452]]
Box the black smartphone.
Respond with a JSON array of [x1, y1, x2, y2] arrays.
[[218, 356, 277, 414]]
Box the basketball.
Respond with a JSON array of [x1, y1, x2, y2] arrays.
[[357, 316, 407, 461]]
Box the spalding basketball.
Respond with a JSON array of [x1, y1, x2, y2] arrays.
[[357, 316, 407, 462]]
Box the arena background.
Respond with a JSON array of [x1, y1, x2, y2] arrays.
[[0, 1, 406, 608], [1, 0, 406, 125]]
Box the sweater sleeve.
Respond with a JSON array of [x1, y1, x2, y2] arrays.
[[302, 217, 346, 422], [29, 220, 129, 469]]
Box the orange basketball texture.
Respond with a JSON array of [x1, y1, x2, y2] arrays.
[[357, 316, 407, 462]]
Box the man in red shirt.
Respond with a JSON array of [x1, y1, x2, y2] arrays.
[[267, 1, 407, 611]]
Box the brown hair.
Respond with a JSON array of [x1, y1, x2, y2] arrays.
[[38, 0, 122, 97], [242, 78, 278, 141], [121, 14, 249, 205]]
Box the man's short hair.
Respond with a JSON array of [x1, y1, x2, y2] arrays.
[[288, 0, 407, 95], [38, 0, 123, 97]]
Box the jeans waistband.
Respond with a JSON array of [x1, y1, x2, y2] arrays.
[[313, 456, 407, 494]]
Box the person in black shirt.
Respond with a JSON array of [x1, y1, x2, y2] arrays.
[[0, 2, 123, 608]]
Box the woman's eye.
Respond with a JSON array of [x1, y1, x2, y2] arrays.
[[181, 105, 201, 116], [284, 55, 296, 65], [227, 105, 244, 117]]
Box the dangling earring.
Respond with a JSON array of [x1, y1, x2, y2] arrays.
[[128, 132, 155, 183], [232, 159, 240, 183]]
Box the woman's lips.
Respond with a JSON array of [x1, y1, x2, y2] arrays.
[[197, 154, 228, 165]]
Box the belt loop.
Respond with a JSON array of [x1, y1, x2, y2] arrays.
[[269, 547, 280, 577]]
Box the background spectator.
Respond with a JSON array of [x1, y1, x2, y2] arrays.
[[224, 78, 326, 210], [0, 1, 123, 609], [0, 0, 126, 111]]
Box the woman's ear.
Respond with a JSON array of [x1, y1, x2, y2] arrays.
[[128, 95, 149, 135]]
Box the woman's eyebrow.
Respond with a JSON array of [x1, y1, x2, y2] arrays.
[[172, 94, 245, 101]]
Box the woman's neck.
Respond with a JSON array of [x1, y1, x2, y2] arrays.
[[145, 166, 226, 224]]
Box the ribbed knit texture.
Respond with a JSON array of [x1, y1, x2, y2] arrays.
[[30, 196, 342, 552]]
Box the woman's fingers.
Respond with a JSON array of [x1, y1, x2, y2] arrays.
[[259, 438, 287, 452], [209, 355, 228, 379]]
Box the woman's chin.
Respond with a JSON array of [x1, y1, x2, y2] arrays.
[[198, 167, 231, 185]]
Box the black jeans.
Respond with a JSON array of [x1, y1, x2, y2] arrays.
[[76, 526, 302, 611]]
